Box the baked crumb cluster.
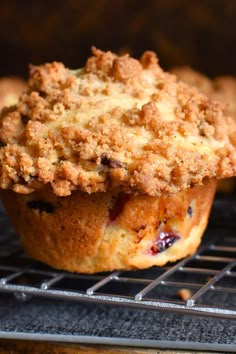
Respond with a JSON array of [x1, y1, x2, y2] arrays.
[[0, 47, 236, 197]]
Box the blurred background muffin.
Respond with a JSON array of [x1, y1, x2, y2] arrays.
[[0, 0, 236, 78], [0, 77, 26, 109], [171, 66, 236, 120]]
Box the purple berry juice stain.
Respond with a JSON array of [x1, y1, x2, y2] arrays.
[[109, 193, 130, 222], [150, 231, 180, 255]]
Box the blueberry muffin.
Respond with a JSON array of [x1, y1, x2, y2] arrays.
[[0, 48, 235, 273]]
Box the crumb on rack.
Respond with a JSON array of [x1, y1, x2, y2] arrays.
[[177, 288, 192, 301]]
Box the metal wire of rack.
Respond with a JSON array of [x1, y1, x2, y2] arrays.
[[0, 199, 236, 320]]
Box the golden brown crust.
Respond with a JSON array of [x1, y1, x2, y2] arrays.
[[0, 49, 235, 197], [0, 179, 216, 273]]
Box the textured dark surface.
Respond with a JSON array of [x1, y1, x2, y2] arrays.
[[0, 293, 235, 351]]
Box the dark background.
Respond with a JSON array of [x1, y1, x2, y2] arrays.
[[0, 0, 236, 79]]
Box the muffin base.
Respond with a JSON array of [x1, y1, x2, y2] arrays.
[[0, 179, 216, 273]]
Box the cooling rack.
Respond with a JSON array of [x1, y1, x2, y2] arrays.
[[0, 197, 235, 320]]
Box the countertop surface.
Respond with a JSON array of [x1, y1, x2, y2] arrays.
[[0, 340, 228, 353]]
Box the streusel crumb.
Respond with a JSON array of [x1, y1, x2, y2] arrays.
[[0, 48, 236, 196]]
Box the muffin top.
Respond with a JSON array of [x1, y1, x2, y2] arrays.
[[172, 66, 236, 120], [0, 47, 236, 197]]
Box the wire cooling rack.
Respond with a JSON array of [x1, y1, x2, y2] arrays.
[[0, 197, 236, 320]]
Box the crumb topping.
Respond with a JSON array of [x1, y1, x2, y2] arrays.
[[0, 48, 236, 196]]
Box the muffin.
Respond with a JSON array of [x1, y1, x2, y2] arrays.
[[0, 48, 236, 273], [0, 77, 26, 110]]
